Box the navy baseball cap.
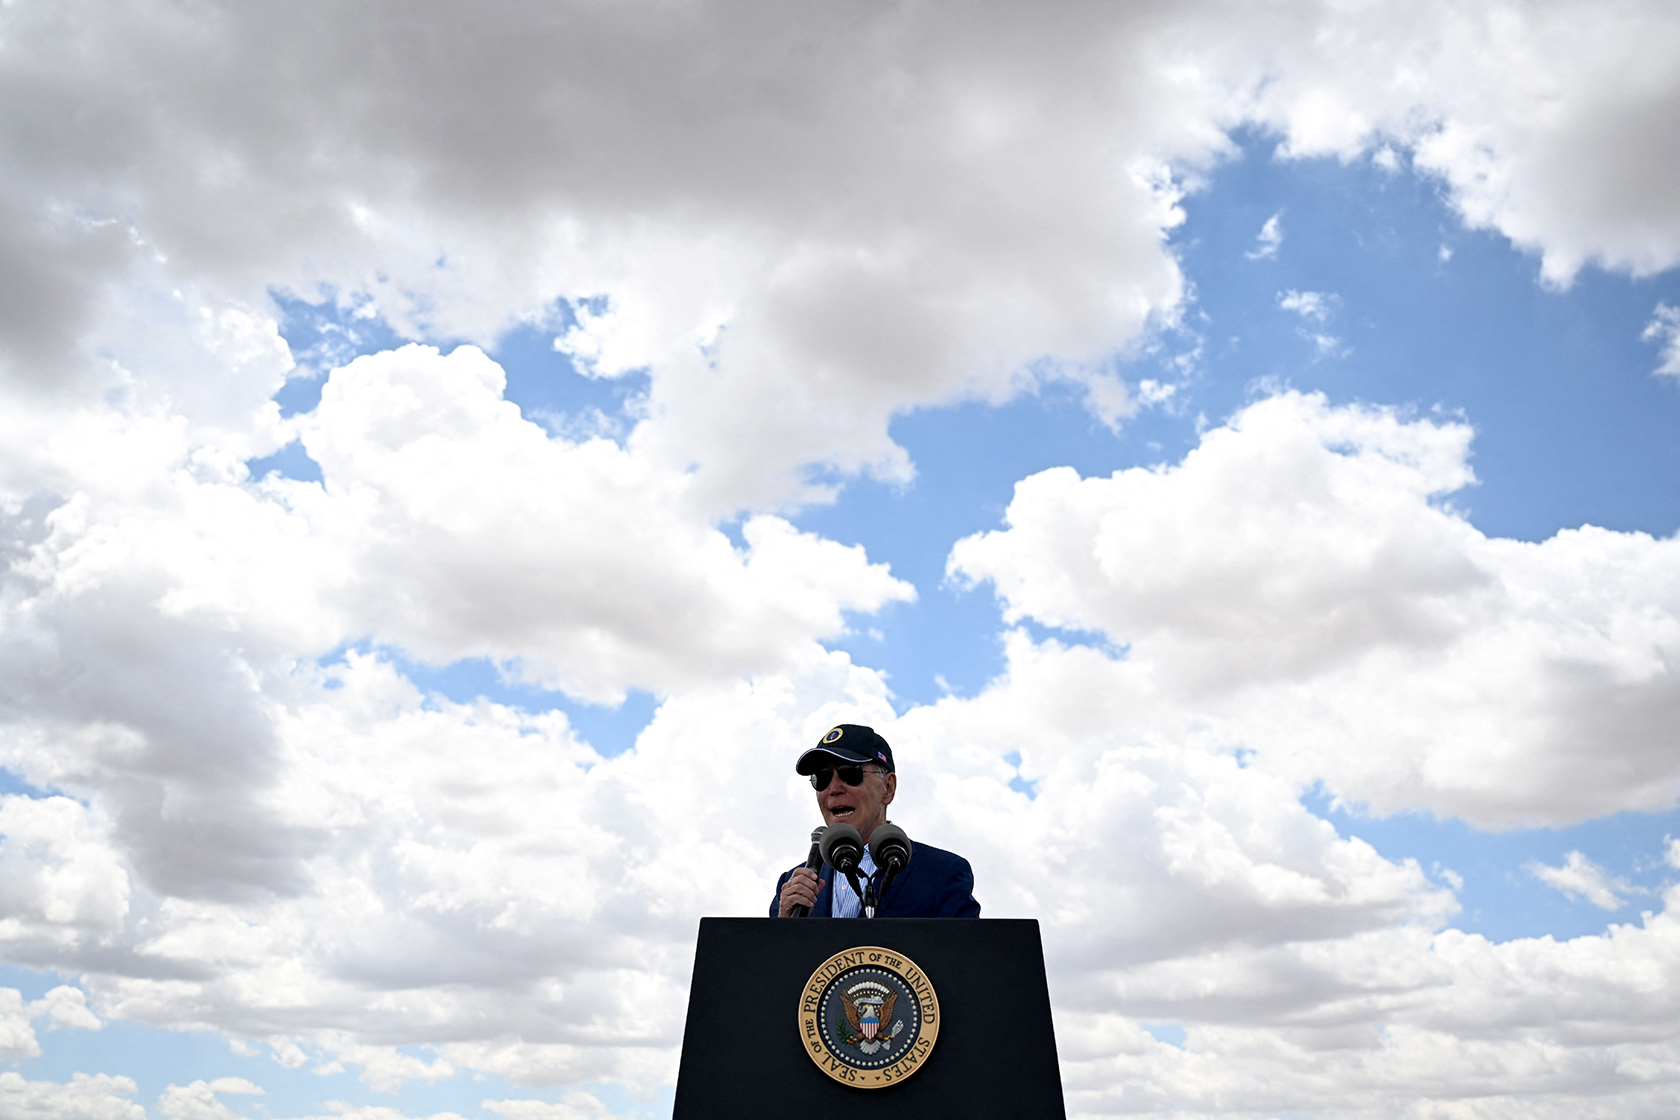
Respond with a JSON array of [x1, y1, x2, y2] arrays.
[[795, 724, 896, 774]]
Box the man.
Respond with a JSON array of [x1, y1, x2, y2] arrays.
[[771, 724, 980, 918]]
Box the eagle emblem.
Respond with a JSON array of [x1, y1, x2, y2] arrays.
[[837, 983, 900, 1055]]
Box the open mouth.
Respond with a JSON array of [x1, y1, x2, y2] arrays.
[[830, 805, 856, 818]]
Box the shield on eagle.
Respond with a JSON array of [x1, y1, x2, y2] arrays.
[[840, 987, 899, 1052]]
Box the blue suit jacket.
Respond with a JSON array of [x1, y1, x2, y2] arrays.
[[770, 838, 981, 918]]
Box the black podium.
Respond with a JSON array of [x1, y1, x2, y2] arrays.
[[673, 918, 1064, 1119]]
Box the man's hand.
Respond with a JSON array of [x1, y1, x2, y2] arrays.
[[777, 866, 822, 917]]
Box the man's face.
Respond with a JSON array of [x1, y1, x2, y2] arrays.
[[814, 758, 897, 842]]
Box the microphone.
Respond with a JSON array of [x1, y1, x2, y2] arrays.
[[869, 823, 912, 874], [819, 823, 867, 910], [863, 823, 912, 918], [789, 826, 824, 919], [819, 823, 865, 873]]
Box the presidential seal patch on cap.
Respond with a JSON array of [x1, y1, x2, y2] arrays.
[[822, 727, 844, 744], [798, 946, 939, 1089]]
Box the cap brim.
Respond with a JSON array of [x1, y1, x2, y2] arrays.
[[795, 746, 875, 774]]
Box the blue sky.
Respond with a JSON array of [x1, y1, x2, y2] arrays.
[[4, 4, 1680, 1119]]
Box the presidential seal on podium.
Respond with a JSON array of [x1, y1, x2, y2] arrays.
[[798, 945, 941, 1088]]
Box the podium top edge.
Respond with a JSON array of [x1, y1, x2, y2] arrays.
[[695, 915, 1040, 927]]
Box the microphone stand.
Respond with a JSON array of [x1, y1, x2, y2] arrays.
[[861, 858, 905, 919]]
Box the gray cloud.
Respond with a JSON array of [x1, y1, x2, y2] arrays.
[[2, 1, 1671, 507]]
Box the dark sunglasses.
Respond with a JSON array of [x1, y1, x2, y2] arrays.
[[810, 763, 882, 791]]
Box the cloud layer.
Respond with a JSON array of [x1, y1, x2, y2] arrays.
[[1, 1, 1679, 1117], [6, 386, 1680, 1116], [2, 0, 1679, 507]]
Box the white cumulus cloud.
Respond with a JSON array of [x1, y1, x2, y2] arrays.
[[950, 391, 1680, 828], [1278, 290, 1344, 354], [0, 1072, 144, 1120], [1645, 302, 1680, 379], [27, 985, 102, 1032], [290, 343, 916, 700], [1530, 851, 1634, 910], [1278, 290, 1339, 322], [1248, 213, 1284, 260], [158, 1078, 264, 1120]]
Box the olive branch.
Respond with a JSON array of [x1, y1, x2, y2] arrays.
[[836, 1016, 861, 1045]]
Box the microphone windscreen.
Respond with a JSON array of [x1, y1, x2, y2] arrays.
[[819, 823, 864, 869], [868, 823, 912, 867], [810, 826, 826, 843]]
